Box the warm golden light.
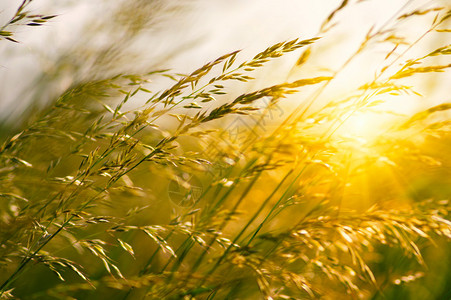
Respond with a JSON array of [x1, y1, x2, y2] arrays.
[[0, 1, 450, 299]]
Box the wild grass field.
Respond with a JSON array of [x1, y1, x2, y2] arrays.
[[0, 0, 450, 299]]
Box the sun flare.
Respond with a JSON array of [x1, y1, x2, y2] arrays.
[[0, 0, 450, 299]]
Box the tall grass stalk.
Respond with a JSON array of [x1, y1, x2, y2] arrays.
[[1, 1, 451, 299]]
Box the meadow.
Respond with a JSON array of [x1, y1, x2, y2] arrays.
[[0, 1, 450, 299]]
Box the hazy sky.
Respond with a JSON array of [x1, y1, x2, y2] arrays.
[[0, 0, 449, 127]]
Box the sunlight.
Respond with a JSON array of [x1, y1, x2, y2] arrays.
[[338, 112, 390, 144], [1, 0, 450, 299]]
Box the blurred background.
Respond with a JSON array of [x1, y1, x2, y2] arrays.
[[1, 0, 449, 127], [0, 1, 450, 299]]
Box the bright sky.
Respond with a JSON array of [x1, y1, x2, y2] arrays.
[[0, 0, 449, 130]]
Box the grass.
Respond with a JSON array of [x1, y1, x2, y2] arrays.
[[0, 1, 450, 299]]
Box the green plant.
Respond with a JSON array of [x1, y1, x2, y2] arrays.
[[0, 1, 450, 299]]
